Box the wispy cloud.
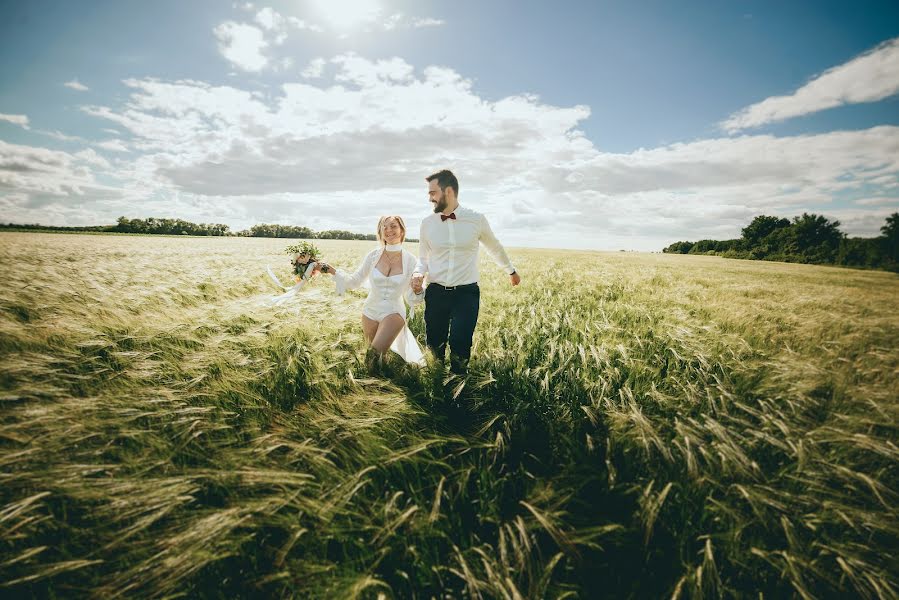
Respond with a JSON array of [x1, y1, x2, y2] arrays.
[[37, 129, 85, 142], [95, 139, 130, 153], [0, 113, 30, 129], [64, 79, 89, 91], [213, 21, 269, 72], [722, 37, 899, 132], [855, 196, 899, 206], [287, 16, 324, 33], [382, 13, 445, 31]]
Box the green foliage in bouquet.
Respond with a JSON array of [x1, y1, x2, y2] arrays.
[[284, 241, 321, 260]]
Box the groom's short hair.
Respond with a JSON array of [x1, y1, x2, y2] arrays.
[[426, 169, 459, 197]]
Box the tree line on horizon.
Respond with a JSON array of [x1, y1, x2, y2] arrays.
[[663, 212, 899, 272], [0, 216, 420, 242]]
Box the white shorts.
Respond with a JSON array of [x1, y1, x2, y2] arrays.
[[362, 307, 404, 322]]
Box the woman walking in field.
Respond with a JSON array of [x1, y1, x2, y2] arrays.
[[318, 216, 426, 365]]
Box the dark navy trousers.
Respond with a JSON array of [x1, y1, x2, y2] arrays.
[[423, 283, 480, 373]]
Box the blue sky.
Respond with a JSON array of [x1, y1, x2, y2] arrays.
[[1, 0, 898, 250]]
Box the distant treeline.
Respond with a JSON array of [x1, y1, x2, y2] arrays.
[[1, 216, 419, 242], [663, 212, 899, 272]]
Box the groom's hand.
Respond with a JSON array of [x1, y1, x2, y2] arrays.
[[411, 273, 424, 294], [510, 272, 521, 286]]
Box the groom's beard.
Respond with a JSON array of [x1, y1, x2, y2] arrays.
[[432, 192, 448, 213]]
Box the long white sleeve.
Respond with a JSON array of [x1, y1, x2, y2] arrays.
[[478, 214, 516, 274], [334, 249, 376, 296], [413, 221, 430, 276]]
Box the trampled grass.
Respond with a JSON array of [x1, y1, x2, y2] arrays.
[[1, 232, 897, 598]]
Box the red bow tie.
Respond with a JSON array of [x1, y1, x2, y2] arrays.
[[440, 212, 456, 221]]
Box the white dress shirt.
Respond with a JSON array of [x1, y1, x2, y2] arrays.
[[413, 205, 515, 286]]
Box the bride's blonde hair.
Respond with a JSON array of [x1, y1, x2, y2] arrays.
[[376, 215, 406, 245]]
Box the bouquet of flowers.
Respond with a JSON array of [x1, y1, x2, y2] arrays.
[[264, 241, 329, 306], [285, 241, 326, 280]]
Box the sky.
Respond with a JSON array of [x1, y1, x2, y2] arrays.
[[1, 0, 898, 251]]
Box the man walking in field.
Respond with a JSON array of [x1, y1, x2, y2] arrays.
[[411, 169, 521, 376]]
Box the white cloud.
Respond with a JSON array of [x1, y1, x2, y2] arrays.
[[411, 17, 445, 28], [37, 129, 85, 142], [382, 13, 445, 30], [310, 0, 381, 31], [68, 55, 898, 248], [287, 16, 324, 33], [855, 196, 899, 206], [0, 51, 887, 248], [213, 21, 269, 72], [96, 139, 130, 152], [254, 7, 282, 30], [74, 148, 112, 169], [301, 57, 326, 79], [64, 79, 89, 91], [723, 37, 899, 132], [0, 140, 124, 215], [0, 113, 30, 129]]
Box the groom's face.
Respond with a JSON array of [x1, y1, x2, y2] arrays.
[[429, 180, 448, 213]]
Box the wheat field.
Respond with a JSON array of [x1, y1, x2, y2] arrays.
[[1, 232, 897, 599]]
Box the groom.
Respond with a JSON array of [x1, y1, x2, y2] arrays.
[[411, 169, 521, 375]]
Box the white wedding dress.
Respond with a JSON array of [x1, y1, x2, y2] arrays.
[[333, 244, 426, 365]]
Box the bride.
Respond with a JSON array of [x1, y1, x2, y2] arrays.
[[318, 215, 426, 365]]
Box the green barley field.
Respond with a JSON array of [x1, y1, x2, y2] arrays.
[[1, 232, 897, 599]]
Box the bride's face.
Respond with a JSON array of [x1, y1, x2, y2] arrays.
[[382, 217, 403, 244]]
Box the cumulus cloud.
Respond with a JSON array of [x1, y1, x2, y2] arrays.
[[0, 113, 30, 129], [213, 21, 269, 72], [64, 79, 89, 91], [722, 37, 899, 132], [0, 140, 125, 217], [253, 6, 283, 30], [65, 54, 898, 248]]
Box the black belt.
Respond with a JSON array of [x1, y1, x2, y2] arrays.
[[430, 282, 478, 291]]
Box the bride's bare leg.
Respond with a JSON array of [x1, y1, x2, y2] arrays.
[[371, 314, 405, 354], [361, 315, 379, 345]]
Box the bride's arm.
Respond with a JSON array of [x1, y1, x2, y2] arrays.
[[333, 249, 376, 296]]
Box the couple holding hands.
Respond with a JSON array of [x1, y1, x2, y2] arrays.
[[317, 169, 521, 375]]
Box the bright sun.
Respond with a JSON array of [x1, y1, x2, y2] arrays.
[[309, 0, 382, 32]]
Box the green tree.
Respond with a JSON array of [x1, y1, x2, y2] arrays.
[[784, 213, 843, 263], [741, 215, 790, 248], [881, 212, 899, 264]]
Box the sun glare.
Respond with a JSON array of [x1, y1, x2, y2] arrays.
[[309, 0, 382, 32]]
